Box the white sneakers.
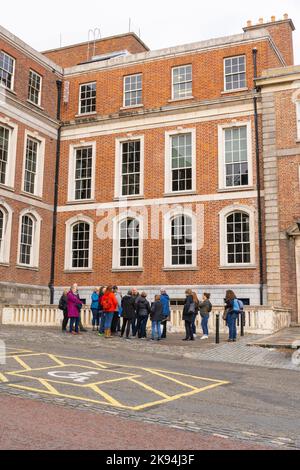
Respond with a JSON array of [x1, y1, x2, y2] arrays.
[[200, 335, 209, 340]]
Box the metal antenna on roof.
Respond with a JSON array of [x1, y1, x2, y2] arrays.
[[129, 18, 131, 32], [87, 28, 101, 61]]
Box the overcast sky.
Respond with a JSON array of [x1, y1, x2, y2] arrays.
[[1, 0, 299, 63]]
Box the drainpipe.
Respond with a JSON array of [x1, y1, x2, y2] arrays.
[[252, 48, 264, 306], [49, 80, 63, 305]]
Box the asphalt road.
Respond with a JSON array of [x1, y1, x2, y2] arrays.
[[0, 326, 299, 450]]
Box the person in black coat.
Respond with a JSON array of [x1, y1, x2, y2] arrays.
[[59, 289, 69, 332], [136, 292, 151, 339], [182, 289, 197, 341], [120, 291, 136, 339], [150, 295, 164, 341]]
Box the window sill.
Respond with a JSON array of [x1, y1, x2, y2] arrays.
[[64, 269, 94, 274], [217, 186, 255, 193], [114, 195, 144, 201], [163, 266, 199, 272], [20, 191, 43, 201], [221, 88, 249, 95], [120, 105, 144, 111], [0, 86, 17, 96], [75, 112, 97, 118], [16, 265, 39, 271], [0, 262, 10, 267], [0, 184, 15, 193], [168, 96, 194, 103], [219, 265, 257, 270], [66, 199, 95, 205], [111, 268, 144, 273], [26, 99, 44, 111], [163, 191, 197, 198]]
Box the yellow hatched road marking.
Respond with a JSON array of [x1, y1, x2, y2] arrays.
[[47, 354, 65, 367], [86, 384, 126, 408], [129, 378, 171, 399], [144, 368, 228, 384], [38, 379, 59, 394], [0, 372, 8, 383], [13, 356, 32, 371], [56, 356, 108, 369], [144, 369, 198, 390]]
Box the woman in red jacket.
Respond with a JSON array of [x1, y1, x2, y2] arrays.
[[100, 285, 118, 338]]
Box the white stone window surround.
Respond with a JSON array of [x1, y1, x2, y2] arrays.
[[223, 55, 246, 92], [164, 128, 196, 195], [0, 116, 18, 190], [219, 204, 256, 269], [164, 207, 197, 269], [218, 121, 253, 191], [172, 64, 193, 101], [21, 130, 45, 198], [28, 69, 43, 107], [112, 211, 144, 271], [0, 200, 13, 264], [67, 142, 96, 203], [114, 135, 144, 199], [0, 51, 16, 91], [64, 214, 94, 272], [17, 208, 42, 269]]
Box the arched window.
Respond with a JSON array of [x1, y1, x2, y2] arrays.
[[171, 215, 193, 266], [120, 218, 140, 267], [0, 202, 13, 264], [18, 209, 42, 268], [226, 212, 250, 264], [19, 215, 34, 265], [72, 222, 90, 269]]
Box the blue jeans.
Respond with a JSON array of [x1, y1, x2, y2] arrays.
[[201, 315, 209, 336], [152, 321, 161, 340], [137, 316, 148, 338], [132, 317, 138, 336], [91, 309, 100, 327], [69, 317, 79, 333], [99, 311, 105, 333], [227, 312, 238, 340], [192, 313, 197, 335], [104, 312, 114, 330]]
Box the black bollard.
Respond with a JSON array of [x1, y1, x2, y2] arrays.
[[240, 311, 245, 337], [216, 313, 220, 344]]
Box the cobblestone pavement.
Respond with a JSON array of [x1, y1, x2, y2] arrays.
[[1, 326, 300, 450]]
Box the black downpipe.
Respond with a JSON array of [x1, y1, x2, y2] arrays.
[[252, 49, 264, 306], [49, 80, 63, 304]]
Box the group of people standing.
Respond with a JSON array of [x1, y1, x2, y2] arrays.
[[59, 285, 243, 342]]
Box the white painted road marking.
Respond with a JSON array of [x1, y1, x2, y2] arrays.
[[47, 371, 99, 383]]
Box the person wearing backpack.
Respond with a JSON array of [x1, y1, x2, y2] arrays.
[[90, 288, 100, 331], [224, 290, 241, 342], [199, 293, 212, 340], [100, 286, 118, 338], [59, 289, 69, 332], [136, 292, 151, 339], [182, 289, 197, 341], [150, 295, 164, 341]]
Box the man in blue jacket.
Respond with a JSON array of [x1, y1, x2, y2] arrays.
[[160, 288, 171, 339]]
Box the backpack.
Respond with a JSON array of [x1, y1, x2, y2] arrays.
[[58, 297, 65, 311], [233, 299, 244, 313], [102, 295, 113, 311]]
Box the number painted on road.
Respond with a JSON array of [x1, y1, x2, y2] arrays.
[[47, 371, 99, 383]]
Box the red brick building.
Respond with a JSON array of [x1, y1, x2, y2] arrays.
[[0, 16, 299, 322]]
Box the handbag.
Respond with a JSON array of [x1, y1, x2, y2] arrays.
[[188, 302, 196, 315]]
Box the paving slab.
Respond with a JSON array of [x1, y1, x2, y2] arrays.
[[247, 327, 300, 349]]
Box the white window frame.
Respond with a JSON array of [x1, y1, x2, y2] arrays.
[[64, 215, 94, 271], [21, 131, 45, 198], [219, 204, 256, 268], [0, 117, 18, 189], [17, 208, 42, 269], [112, 211, 144, 270], [224, 55, 246, 92], [296, 101, 300, 140], [114, 136, 144, 199], [67, 142, 96, 203], [0, 51, 15, 91], [164, 208, 197, 269], [123, 74, 143, 108], [0, 200, 13, 264], [165, 128, 196, 195], [172, 64, 193, 100], [78, 82, 97, 115], [28, 69, 42, 106], [218, 121, 253, 190]]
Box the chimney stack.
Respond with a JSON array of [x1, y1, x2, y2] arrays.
[[247, 20, 252, 27], [258, 18, 264, 24], [283, 13, 289, 20], [271, 16, 276, 22]]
